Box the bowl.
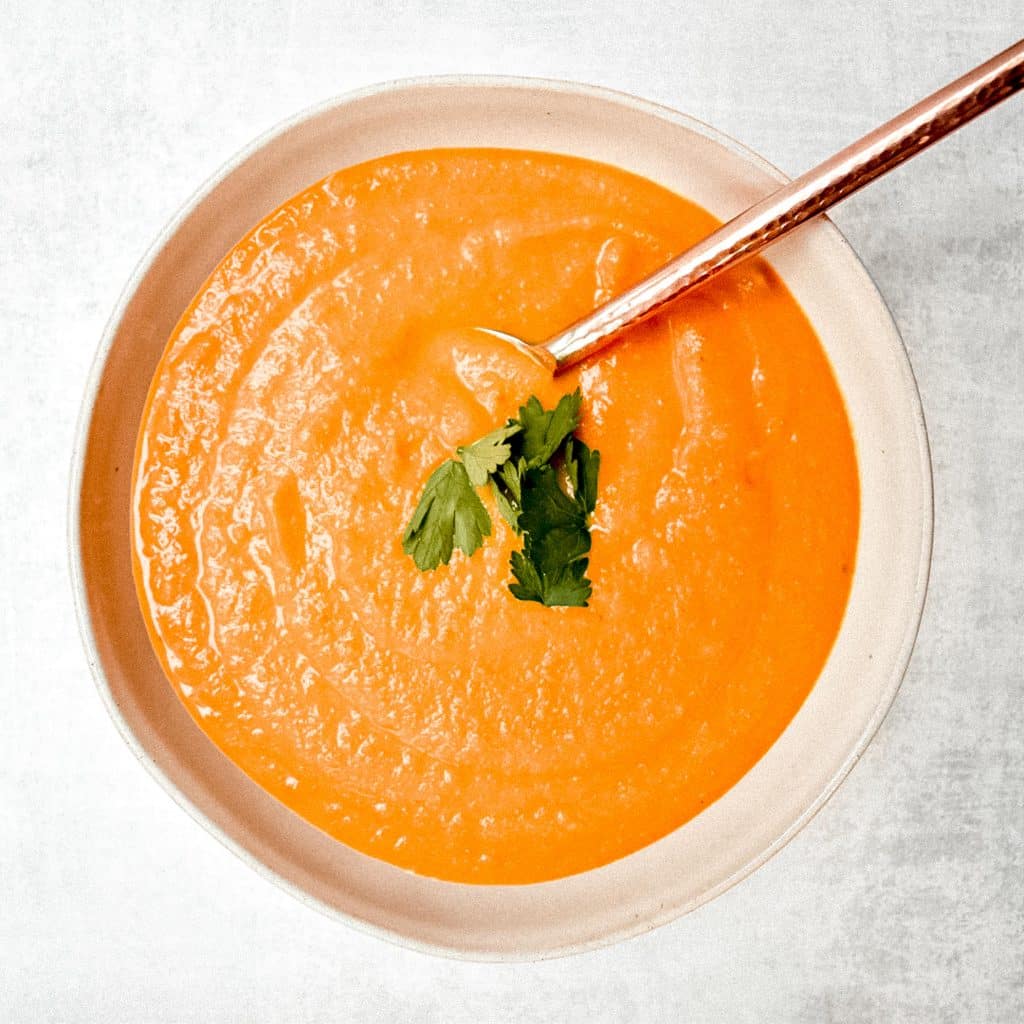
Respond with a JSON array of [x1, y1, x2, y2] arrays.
[[70, 76, 932, 960]]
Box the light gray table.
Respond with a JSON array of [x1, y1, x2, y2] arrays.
[[2, 3, 1021, 1021]]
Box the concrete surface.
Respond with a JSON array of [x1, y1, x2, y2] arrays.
[[1, 2, 1021, 1021]]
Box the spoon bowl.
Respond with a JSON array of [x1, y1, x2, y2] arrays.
[[474, 327, 558, 373]]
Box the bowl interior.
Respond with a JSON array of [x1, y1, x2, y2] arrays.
[[72, 77, 931, 960]]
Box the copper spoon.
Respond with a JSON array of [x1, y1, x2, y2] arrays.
[[484, 39, 1024, 374]]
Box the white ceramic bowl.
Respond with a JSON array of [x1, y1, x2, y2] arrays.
[[70, 77, 932, 960]]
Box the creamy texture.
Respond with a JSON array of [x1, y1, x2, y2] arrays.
[[132, 149, 859, 883]]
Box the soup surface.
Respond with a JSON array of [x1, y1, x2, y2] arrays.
[[132, 149, 858, 883]]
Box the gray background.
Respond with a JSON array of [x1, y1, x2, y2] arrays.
[[2, 1, 1022, 1021]]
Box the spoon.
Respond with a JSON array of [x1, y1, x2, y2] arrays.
[[485, 39, 1024, 374]]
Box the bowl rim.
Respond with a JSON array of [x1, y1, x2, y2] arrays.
[[68, 73, 933, 960]]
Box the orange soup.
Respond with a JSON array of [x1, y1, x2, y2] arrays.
[[132, 149, 858, 883]]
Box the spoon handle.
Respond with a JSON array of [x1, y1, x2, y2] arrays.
[[544, 39, 1024, 372]]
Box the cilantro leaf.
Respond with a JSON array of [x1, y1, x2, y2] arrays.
[[500, 456, 525, 505], [402, 391, 600, 608], [509, 464, 595, 607], [518, 465, 586, 545], [563, 437, 600, 515], [508, 549, 544, 602], [509, 551, 592, 607], [402, 459, 491, 570], [517, 389, 581, 468], [489, 456, 526, 532], [538, 560, 593, 607], [491, 477, 520, 533], [457, 423, 521, 487], [526, 523, 591, 578]]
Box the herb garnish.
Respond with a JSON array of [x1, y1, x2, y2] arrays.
[[401, 389, 600, 607], [401, 459, 492, 571]]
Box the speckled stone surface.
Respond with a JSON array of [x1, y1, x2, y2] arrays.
[[2, 2, 1021, 1020]]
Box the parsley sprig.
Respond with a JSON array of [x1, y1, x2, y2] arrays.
[[401, 389, 601, 607]]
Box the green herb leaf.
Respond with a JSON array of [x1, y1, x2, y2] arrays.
[[517, 389, 581, 468], [401, 459, 491, 570], [490, 477, 520, 533], [508, 549, 544, 602], [457, 423, 521, 487], [526, 523, 592, 579], [500, 457, 525, 505], [538, 560, 593, 607], [509, 463, 594, 607], [563, 437, 600, 515], [518, 465, 587, 547], [402, 391, 600, 608], [509, 551, 592, 607], [489, 456, 526, 532]]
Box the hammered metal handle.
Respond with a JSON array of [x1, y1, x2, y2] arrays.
[[545, 39, 1024, 371]]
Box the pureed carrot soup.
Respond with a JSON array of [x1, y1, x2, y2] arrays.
[[132, 149, 858, 884]]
